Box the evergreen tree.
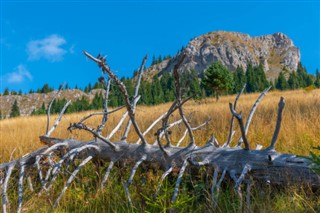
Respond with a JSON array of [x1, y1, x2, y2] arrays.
[[296, 63, 313, 88], [182, 70, 202, 99], [0, 110, 3, 120], [151, 55, 156, 66], [91, 92, 104, 110], [151, 75, 164, 104], [10, 100, 20, 118], [64, 83, 69, 90], [160, 73, 175, 102], [3, 88, 9, 95], [32, 102, 46, 115], [40, 83, 53, 94], [275, 71, 288, 90], [245, 64, 255, 93], [201, 61, 234, 101], [18, 90, 23, 95], [254, 64, 269, 91], [233, 66, 246, 93], [139, 78, 152, 105], [288, 71, 300, 89]]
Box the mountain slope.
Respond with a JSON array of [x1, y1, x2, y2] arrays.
[[146, 31, 300, 80]]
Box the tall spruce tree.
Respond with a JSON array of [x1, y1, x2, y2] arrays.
[[233, 66, 246, 93], [160, 73, 175, 102], [245, 64, 255, 93], [151, 75, 164, 104], [288, 71, 300, 89], [10, 100, 20, 118], [276, 71, 288, 90]]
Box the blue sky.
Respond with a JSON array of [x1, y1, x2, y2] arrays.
[[1, 0, 319, 93]]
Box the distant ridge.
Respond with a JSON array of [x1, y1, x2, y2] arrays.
[[146, 31, 300, 80]]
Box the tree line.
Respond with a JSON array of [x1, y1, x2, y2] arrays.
[[2, 61, 319, 119]]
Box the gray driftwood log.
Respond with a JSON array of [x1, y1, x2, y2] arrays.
[[0, 50, 319, 213]]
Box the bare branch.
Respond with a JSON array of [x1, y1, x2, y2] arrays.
[[46, 83, 65, 135], [125, 154, 147, 204], [54, 156, 93, 208], [156, 166, 173, 192], [106, 96, 139, 140], [17, 164, 25, 213], [212, 168, 227, 208], [107, 112, 128, 140], [172, 54, 195, 147], [68, 123, 118, 151], [211, 168, 219, 206], [97, 78, 111, 134], [78, 106, 125, 124], [176, 119, 210, 147], [46, 100, 71, 137], [224, 84, 246, 147], [83, 50, 148, 145], [2, 163, 15, 213], [135, 111, 168, 144], [172, 159, 189, 203], [153, 119, 183, 146], [267, 97, 285, 150], [101, 160, 114, 190], [229, 103, 250, 150], [237, 86, 272, 147], [122, 55, 148, 140]]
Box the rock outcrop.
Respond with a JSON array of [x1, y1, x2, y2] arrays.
[[146, 31, 300, 80], [0, 89, 103, 118]]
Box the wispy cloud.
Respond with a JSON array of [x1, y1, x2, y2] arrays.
[[27, 34, 67, 62], [3, 65, 33, 83]]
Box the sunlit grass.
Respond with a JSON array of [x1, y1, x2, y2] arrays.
[[1, 88, 320, 212]]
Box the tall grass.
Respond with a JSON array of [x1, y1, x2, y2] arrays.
[[1, 89, 320, 212]]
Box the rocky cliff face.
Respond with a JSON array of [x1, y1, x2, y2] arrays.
[[0, 89, 103, 118], [146, 31, 300, 80]]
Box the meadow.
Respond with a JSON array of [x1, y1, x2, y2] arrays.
[[1, 88, 320, 212]]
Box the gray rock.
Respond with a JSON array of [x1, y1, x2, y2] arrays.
[[147, 31, 300, 80]]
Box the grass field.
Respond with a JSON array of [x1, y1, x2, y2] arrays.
[[1, 88, 320, 212]]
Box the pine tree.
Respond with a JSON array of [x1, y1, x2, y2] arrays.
[[160, 73, 175, 102], [3, 88, 9, 96], [288, 71, 300, 89], [275, 71, 288, 90], [41, 84, 53, 94], [201, 61, 234, 101], [151, 75, 164, 104], [10, 100, 20, 118], [140, 78, 152, 105], [245, 64, 255, 93], [233, 66, 246, 93], [182, 70, 202, 99]]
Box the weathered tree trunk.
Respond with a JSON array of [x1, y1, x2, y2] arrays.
[[0, 50, 319, 213]]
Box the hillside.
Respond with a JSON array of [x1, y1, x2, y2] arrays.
[[145, 31, 300, 80], [0, 89, 103, 118]]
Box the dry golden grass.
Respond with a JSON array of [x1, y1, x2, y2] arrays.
[[1, 88, 320, 163], [1, 89, 320, 212]]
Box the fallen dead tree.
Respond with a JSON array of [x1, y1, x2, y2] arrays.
[[0, 50, 319, 213]]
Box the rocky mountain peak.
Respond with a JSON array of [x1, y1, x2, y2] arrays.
[[146, 31, 300, 80]]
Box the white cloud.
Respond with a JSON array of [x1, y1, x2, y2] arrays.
[[27, 34, 67, 62], [4, 65, 33, 83]]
